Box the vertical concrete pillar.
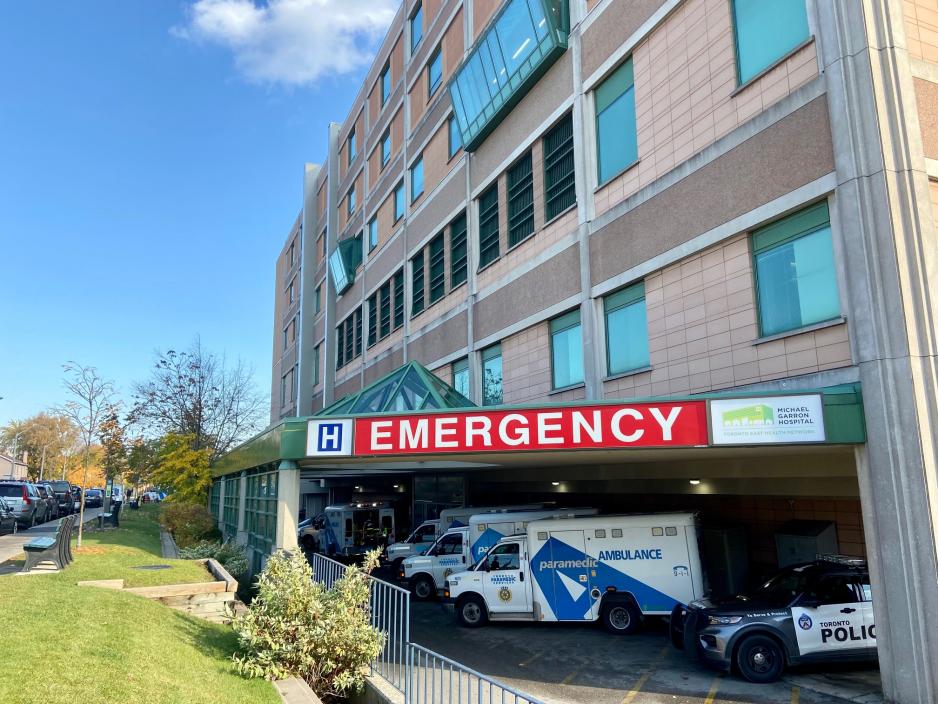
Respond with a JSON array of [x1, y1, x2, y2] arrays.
[[819, 3, 938, 702], [216, 478, 226, 534], [236, 470, 248, 547], [276, 460, 300, 551]]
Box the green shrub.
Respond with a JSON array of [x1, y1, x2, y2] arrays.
[[233, 550, 384, 700], [178, 539, 249, 579], [159, 502, 219, 548]]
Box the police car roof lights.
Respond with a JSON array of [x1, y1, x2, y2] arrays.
[[816, 553, 867, 567]]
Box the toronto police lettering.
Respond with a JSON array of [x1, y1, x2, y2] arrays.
[[819, 620, 876, 644], [598, 548, 663, 561]]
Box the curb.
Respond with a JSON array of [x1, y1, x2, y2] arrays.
[[274, 677, 323, 704], [160, 528, 179, 559]]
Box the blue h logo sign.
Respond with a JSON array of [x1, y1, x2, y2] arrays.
[[317, 423, 343, 452]]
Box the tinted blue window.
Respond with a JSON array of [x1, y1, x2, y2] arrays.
[[381, 132, 391, 167], [605, 283, 649, 375], [394, 183, 405, 221], [411, 157, 424, 202], [381, 64, 391, 104], [595, 59, 637, 184], [368, 218, 378, 251], [411, 4, 423, 53], [481, 344, 502, 406], [753, 203, 839, 336], [550, 310, 584, 389], [448, 116, 462, 158], [428, 49, 443, 96], [733, 0, 809, 84]]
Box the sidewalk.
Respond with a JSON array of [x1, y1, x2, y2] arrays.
[[0, 508, 103, 564]]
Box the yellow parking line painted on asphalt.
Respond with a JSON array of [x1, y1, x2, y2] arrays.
[[620, 645, 671, 704], [561, 670, 579, 686], [519, 652, 542, 668], [791, 686, 800, 704], [703, 674, 723, 704]]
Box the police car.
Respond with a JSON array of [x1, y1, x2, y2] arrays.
[[672, 555, 877, 683]]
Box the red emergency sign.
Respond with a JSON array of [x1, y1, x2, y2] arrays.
[[353, 402, 708, 455]]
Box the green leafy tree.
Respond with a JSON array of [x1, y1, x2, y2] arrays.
[[151, 432, 212, 504], [98, 408, 128, 484], [234, 550, 384, 700], [126, 437, 159, 490]]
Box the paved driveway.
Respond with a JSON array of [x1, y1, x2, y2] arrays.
[[406, 600, 883, 704], [0, 508, 103, 564]]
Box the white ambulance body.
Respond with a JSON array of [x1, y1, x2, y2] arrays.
[[468, 507, 598, 562], [385, 504, 542, 566], [322, 502, 396, 556], [445, 513, 703, 634], [404, 508, 595, 598]]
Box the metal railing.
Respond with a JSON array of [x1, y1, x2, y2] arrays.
[[309, 552, 543, 704], [405, 643, 543, 704]]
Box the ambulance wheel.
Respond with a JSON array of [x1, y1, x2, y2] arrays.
[[456, 595, 487, 628], [412, 575, 435, 600], [601, 600, 642, 635], [734, 634, 785, 684], [669, 603, 686, 649], [391, 557, 404, 574]]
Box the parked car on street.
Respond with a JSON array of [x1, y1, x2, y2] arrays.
[[672, 555, 876, 683], [0, 498, 17, 534], [38, 483, 58, 520], [0, 480, 44, 527], [50, 480, 74, 516], [71, 486, 82, 511], [83, 488, 103, 508]]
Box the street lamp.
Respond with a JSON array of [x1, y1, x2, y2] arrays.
[[9, 431, 24, 480]]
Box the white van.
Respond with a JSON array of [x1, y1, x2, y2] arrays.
[[312, 502, 396, 556], [468, 507, 599, 562], [406, 508, 598, 599], [385, 504, 542, 568], [445, 513, 703, 634]]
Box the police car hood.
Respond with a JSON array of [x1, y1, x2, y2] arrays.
[[691, 593, 783, 614]]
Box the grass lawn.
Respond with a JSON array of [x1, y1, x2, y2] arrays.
[[0, 505, 279, 704]]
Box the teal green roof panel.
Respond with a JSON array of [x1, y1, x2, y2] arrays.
[[316, 361, 475, 416]]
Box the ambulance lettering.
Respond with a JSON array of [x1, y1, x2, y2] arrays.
[[597, 548, 663, 560]]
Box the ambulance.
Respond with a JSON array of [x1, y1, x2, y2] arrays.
[[385, 504, 542, 569], [404, 507, 598, 599], [444, 513, 703, 634], [309, 502, 396, 556]]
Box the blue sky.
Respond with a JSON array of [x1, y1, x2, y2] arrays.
[[0, 0, 394, 427]]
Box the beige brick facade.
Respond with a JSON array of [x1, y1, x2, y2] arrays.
[[904, 0, 938, 63]]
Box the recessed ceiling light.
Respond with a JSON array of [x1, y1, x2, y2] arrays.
[[689, 479, 701, 485], [551, 481, 560, 486]]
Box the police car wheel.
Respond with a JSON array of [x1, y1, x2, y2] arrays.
[[735, 635, 785, 684], [669, 604, 686, 649], [412, 575, 434, 600], [601, 600, 641, 635], [456, 595, 487, 628]]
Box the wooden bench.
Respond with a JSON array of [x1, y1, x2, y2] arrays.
[[21, 515, 75, 572], [97, 501, 122, 529]]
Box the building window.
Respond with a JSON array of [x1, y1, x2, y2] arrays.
[[280, 367, 296, 408], [428, 47, 443, 97], [368, 292, 378, 347], [478, 184, 500, 269], [314, 284, 321, 313], [544, 113, 575, 221], [288, 241, 295, 266], [394, 182, 405, 222], [336, 307, 363, 369], [379, 281, 392, 338], [428, 233, 445, 304], [290, 316, 297, 345], [411, 2, 423, 53], [507, 151, 534, 247], [368, 217, 378, 252], [282, 327, 288, 351], [481, 344, 502, 406], [411, 250, 425, 316], [450, 212, 467, 287], [380, 62, 391, 105], [595, 58, 637, 185], [550, 309, 584, 389], [448, 115, 462, 159], [411, 155, 424, 203], [604, 282, 649, 375], [346, 184, 356, 215], [732, 0, 809, 85], [381, 131, 391, 168], [449, 0, 568, 151], [753, 201, 839, 336], [312, 344, 320, 387], [393, 268, 404, 329], [348, 127, 356, 164], [288, 278, 295, 305], [452, 357, 470, 399]]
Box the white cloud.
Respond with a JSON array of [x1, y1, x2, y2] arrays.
[[174, 0, 398, 86]]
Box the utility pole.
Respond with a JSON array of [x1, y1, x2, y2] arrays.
[[39, 445, 46, 481]]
